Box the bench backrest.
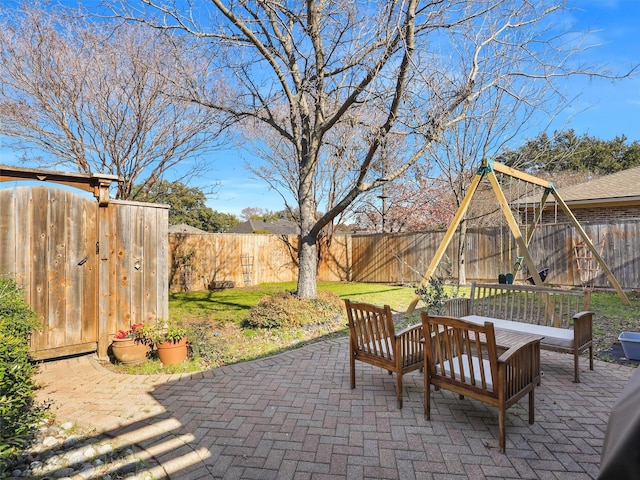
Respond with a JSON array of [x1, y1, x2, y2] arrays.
[[469, 282, 591, 329]]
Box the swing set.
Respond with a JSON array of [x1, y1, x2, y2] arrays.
[[406, 159, 630, 313]]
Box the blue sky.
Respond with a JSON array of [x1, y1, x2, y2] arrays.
[[198, 0, 640, 217], [1, 1, 639, 218], [549, 1, 640, 138]]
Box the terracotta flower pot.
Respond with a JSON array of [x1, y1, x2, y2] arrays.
[[156, 337, 188, 365], [111, 338, 149, 365]]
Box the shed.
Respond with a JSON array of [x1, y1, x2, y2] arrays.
[[0, 165, 169, 360]]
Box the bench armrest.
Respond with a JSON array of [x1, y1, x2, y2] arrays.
[[444, 297, 471, 317], [572, 310, 594, 348]]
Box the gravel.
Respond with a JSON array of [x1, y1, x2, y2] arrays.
[[3, 421, 157, 480]]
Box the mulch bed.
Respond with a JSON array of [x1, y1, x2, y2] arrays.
[[597, 342, 640, 367]]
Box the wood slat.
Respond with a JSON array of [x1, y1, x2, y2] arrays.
[[81, 200, 98, 343], [30, 187, 50, 352], [0, 189, 16, 274], [166, 219, 640, 292], [0, 183, 168, 360], [130, 204, 145, 323]]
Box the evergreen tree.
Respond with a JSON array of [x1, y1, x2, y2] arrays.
[[135, 180, 238, 232]]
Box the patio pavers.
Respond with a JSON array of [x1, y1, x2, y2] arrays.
[[35, 336, 634, 479]]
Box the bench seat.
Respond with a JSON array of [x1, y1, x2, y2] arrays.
[[462, 315, 574, 349]]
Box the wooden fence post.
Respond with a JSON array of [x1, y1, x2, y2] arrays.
[[96, 202, 111, 359]]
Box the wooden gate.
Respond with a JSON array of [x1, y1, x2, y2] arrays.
[[0, 166, 169, 360], [0, 186, 99, 358]]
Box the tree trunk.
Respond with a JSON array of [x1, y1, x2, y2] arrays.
[[297, 232, 318, 298], [458, 217, 467, 285], [297, 172, 319, 299]]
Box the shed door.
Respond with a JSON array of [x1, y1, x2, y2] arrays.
[[0, 186, 99, 359]]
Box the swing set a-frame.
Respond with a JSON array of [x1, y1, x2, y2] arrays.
[[406, 159, 630, 313]]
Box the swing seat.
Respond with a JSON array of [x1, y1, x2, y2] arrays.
[[498, 273, 514, 284], [526, 268, 549, 285]]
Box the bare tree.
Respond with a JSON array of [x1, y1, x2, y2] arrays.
[[350, 139, 452, 234], [424, 58, 544, 283], [0, 3, 226, 199], [353, 172, 453, 233], [109, 0, 617, 298]]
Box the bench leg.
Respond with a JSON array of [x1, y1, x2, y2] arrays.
[[528, 389, 535, 425], [350, 351, 356, 389], [573, 344, 594, 383], [424, 376, 431, 419]]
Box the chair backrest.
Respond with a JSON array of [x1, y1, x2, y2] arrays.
[[345, 299, 396, 361], [469, 282, 591, 328], [422, 314, 499, 398]]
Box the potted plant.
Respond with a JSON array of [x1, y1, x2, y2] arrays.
[[139, 319, 189, 365], [110, 323, 150, 365]]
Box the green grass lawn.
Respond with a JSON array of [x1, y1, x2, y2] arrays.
[[107, 282, 425, 374], [106, 282, 639, 374], [169, 281, 426, 317]]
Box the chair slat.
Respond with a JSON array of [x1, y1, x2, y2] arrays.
[[345, 299, 424, 409], [421, 313, 540, 453]]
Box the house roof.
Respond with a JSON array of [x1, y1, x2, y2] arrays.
[[554, 166, 640, 204], [516, 166, 640, 207], [228, 219, 300, 235], [168, 223, 208, 234]]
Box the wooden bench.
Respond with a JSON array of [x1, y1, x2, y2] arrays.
[[208, 280, 236, 291], [445, 282, 594, 382]]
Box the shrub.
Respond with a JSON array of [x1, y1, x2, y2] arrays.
[[184, 318, 228, 368], [241, 291, 343, 329], [138, 318, 188, 345], [415, 268, 461, 315], [0, 276, 49, 463]]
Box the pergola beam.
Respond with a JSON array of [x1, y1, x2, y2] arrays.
[[0, 165, 120, 205]]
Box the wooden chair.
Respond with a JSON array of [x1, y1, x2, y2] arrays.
[[345, 299, 424, 409], [421, 313, 541, 452]]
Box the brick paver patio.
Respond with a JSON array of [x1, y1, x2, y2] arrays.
[[35, 336, 634, 479]]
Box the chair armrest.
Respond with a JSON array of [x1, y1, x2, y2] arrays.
[[394, 323, 424, 367], [395, 323, 424, 348], [497, 338, 541, 390], [444, 297, 470, 317], [572, 311, 594, 347], [497, 339, 539, 364], [395, 323, 423, 338]]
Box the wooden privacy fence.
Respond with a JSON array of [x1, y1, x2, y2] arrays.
[[168, 233, 352, 291], [169, 219, 640, 291], [0, 168, 168, 360], [352, 221, 640, 288]]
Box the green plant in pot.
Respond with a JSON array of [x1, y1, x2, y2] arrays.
[[139, 318, 189, 365], [110, 323, 150, 365]]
